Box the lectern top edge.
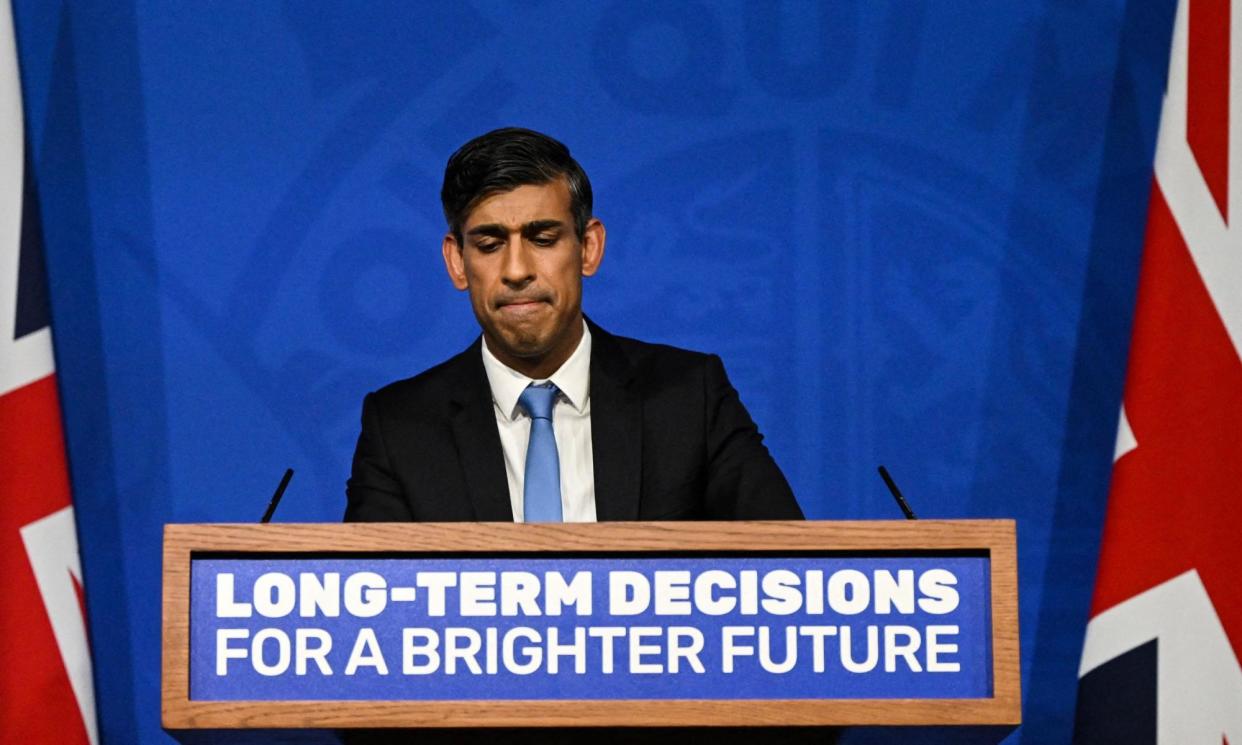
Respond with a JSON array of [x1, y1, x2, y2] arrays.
[[163, 518, 1016, 554]]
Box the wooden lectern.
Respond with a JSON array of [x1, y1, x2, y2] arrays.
[[163, 520, 1019, 741]]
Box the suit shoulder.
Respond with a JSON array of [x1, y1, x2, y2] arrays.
[[368, 344, 478, 410], [604, 331, 717, 381]]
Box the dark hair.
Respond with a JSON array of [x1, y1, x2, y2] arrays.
[[440, 127, 593, 243]]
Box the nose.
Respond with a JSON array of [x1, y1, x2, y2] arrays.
[[500, 238, 534, 287]]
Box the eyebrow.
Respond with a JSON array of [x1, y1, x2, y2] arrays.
[[466, 219, 566, 239]]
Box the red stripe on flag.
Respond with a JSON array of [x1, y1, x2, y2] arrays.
[[0, 375, 89, 744], [1188, 0, 1232, 222], [1089, 183, 1242, 662]]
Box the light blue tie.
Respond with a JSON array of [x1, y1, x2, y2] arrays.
[[518, 383, 562, 522]]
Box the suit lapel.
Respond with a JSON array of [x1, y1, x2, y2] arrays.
[[448, 339, 514, 522], [588, 321, 643, 521]]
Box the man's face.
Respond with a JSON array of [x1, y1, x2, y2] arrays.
[[442, 178, 605, 378]]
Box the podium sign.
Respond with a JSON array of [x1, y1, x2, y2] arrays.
[[193, 556, 991, 701], [164, 521, 1020, 729]]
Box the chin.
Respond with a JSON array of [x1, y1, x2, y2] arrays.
[[496, 327, 554, 358]]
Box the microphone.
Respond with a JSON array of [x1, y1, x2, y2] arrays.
[[877, 465, 917, 520], [260, 468, 294, 523]]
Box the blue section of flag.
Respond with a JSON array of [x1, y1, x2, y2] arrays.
[[15, 147, 49, 341], [1073, 639, 1156, 744]]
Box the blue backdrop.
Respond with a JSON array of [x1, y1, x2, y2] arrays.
[[11, 1, 1178, 742]]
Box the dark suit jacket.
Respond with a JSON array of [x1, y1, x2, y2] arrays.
[[345, 321, 802, 522]]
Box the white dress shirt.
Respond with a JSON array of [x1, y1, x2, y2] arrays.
[[480, 321, 596, 522]]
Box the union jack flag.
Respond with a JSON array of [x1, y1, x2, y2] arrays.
[[0, 3, 97, 742], [1075, 0, 1242, 741]]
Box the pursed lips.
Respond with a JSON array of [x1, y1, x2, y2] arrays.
[[496, 296, 551, 315]]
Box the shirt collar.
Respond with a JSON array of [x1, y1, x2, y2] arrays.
[[481, 319, 592, 421]]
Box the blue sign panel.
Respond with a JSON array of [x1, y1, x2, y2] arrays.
[[189, 556, 991, 701]]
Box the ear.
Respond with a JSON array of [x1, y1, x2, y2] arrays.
[[580, 218, 606, 277], [442, 233, 469, 290]]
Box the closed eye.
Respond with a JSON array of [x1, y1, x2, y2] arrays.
[[522, 220, 565, 246]]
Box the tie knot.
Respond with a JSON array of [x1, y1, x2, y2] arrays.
[[518, 383, 559, 421]]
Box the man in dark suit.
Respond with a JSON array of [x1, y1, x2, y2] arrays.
[[346, 127, 801, 523]]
